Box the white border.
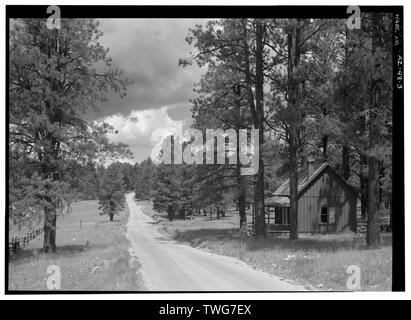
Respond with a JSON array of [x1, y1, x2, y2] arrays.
[[0, 0, 408, 300]]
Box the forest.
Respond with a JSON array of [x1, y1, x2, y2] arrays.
[[9, 15, 393, 255], [146, 16, 392, 249]]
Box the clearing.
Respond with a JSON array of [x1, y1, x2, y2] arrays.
[[8, 199, 145, 291]]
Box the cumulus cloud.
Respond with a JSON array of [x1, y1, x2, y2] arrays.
[[104, 106, 192, 163], [95, 19, 206, 117], [90, 19, 208, 162]]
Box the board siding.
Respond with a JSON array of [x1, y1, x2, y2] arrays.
[[297, 167, 356, 233]]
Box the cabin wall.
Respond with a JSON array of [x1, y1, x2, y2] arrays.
[[298, 168, 356, 233]]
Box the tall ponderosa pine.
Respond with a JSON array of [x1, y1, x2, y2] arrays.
[[9, 19, 130, 252], [152, 163, 194, 221], [181, 19, 268, 235], [134, 158, 155, 200], [98, 164, 126, 221]]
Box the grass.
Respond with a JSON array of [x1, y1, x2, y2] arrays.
[[151, 205, 392, 291], [8, 200, 145, 291]]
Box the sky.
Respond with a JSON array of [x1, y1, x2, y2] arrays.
[[95, 19, 207, 163]]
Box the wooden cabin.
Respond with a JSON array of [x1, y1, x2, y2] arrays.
[[265, 162, 357, 234]]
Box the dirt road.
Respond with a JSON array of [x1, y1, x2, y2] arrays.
[[126, 193, 307, 291]]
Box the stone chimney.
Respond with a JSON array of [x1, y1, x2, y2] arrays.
[[307, 154, 315, 177]]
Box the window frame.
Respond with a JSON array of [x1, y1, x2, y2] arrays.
[[319, 206, 337, 225], [320, 206, 329, 224]]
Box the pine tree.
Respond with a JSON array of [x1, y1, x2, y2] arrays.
[[9, 18, 130, 252], [98, 164, 126, 221], [134, 158, 155, 200]]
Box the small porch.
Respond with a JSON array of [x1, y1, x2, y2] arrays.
[[265, 196, 290, 234]]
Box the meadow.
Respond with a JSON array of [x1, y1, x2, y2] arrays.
[[8, 200, 145, 291]]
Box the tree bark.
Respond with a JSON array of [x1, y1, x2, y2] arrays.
[[342, 144, 350, 180], [167, 205, 174, 221], [42, 29, 60, 253], [289, 135, 299, 240], [238, 175, 247, 230], [360, 154, 368, 220], [109, 201, 115, 221], [43, 204, 57, 253], [367, 13, 383, 248], [180, 207, 185, 220], [242, 19, 257, 122], [367, 156, 381, 248], [253, 21, 266, 238], [322, 135, 328, 160], [341, 26, 351, 182], [234, 84, 247, 231], [287, 20, 301, 240]]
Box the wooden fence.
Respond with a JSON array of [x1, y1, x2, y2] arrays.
[[9, 227, 43, 256]]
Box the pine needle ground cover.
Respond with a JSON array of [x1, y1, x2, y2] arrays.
[[150, 205, 392, 291], [8, 200, 145, 291]]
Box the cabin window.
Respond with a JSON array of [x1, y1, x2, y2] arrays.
[[320, 206, 336, 224], [320, 207, 328, 223]]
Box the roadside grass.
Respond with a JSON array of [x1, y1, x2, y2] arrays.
[[8, 200, 145, 291], [153, 205, 392, 291]]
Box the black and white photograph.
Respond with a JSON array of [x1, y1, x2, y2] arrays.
[[4, 3, 404, 297]]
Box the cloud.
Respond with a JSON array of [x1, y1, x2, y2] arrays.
[[104, 106, 192, 163], [95, 19, 206, 118], [166, 103, 192, 121], [90, 19, 208, 162]]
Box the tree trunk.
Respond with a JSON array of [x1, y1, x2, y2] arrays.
[[341, 26, 351, 182], [234, 83, 247, 231], [253, 21, 266, 238], [167, 205, 174, 221], [287, 20, 301, 240], [360, 156, 368, 220], [43, 204, 57, 253], [238, 176, 247, 230], [242, 19, 257, 123], [390, 192, 392, 232], [367, 156, 381, 248], [322, 135, 328, 160], [180, 207, 185, 220], [367, 13, 383, 249], [289, 136, 299, 240], [342, 144, 350, 180], [109, 201, 115, 221]]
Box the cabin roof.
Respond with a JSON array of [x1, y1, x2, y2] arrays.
[[266, 162, 357, 206], [273, 162, 329, 197], [266, 195, 290, 207]]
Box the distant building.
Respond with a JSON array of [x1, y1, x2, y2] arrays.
[[265, 162, 357, 234]]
